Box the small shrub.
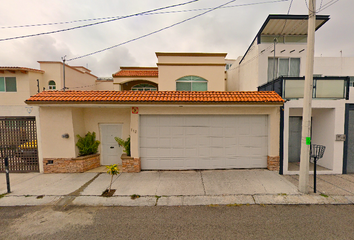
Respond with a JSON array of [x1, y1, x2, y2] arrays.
[[76, 132, 100, 156], [106, 164, 120, 192], [114, 136, 130, 156]]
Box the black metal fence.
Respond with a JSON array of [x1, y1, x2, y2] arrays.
[[0, 117, 39, 172]]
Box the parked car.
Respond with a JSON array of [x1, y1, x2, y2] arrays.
[[16, 140, 37, 160]]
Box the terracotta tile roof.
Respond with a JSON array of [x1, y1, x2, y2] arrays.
[[26, 91, 284, 104], [113, 70, 158, 77], [0, 66, 44, 73]]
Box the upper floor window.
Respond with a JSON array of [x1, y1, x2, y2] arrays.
[[0, 77, 17, 92], [176, 76, 207, 91], [48, 80, 56, 90], [268, 58, 300, 82], [131, 83, 157, 91]]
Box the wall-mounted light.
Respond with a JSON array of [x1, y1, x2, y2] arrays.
[[62, 133, 69, 138], [280, 50, 285, 53]]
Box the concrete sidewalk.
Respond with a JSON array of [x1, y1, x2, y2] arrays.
[[1, 169, 354, 207]]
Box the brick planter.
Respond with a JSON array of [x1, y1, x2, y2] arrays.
[[267, 155, 280, 171], [121, 154, 141, 173], [43, 154, 100, 173]]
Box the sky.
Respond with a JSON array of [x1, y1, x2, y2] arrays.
[[0, 0, 351, 77]]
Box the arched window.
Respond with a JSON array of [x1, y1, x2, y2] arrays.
[[48, 80, 56, 90], [176, 76, 207, 91], [131, 83, 157, 91]]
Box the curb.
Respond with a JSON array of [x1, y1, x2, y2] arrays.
[[1, 194, 354, 207]]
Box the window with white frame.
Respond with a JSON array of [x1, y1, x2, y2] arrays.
[[176, 76, 207, 91], [131, 83, 157, 91], [48, 80, 56, 90], [0, 77, 17, 92], [268, 58, 300, 82]]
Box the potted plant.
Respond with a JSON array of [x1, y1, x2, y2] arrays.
[[114, 136, 130, 156], [76, 132, 100, 156]]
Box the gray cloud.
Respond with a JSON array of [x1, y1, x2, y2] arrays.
[[0, 0, 352, 76]]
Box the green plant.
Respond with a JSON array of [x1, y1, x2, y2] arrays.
[[130, 194, 140, 200], [114, 136, 131, 156], [106, 164, 120, 192], [76, 132, 100, 156]]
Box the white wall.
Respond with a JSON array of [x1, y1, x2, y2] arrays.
[[314, 57, 354, 76], [283, 99, 346, 175], [257, 42, 307, 87]]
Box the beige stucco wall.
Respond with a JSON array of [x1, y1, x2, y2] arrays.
[[96, 81, 114, 90], [38, 106, 131, 159], [39, 62, 97, 91], [37, 104, 281, 168], [39, 62, 63, 91], [157, 53, 226, 91], [0, 71, 43, 105], [39, 107, 76, 158], [130, 105, 281, 159]]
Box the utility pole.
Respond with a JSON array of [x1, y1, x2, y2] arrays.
[[61, 55, 66, 91], [299, 0, 316, 193]]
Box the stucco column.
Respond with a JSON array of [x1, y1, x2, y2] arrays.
[[130, 109, 140, 158]]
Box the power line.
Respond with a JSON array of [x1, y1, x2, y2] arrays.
[[67, 0, 242, 61], [0, 0, 199, 42], [1, 0, 288, 29]]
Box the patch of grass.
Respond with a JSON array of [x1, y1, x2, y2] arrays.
[[155, 195, 161, 200], [130, 194, 140, 200], [36, 195, 44, 199], [227, 203, 242, 207], [320, 193, 329, 198], [0, 193, 7, 199], [260, 204, 266, 207], [278, 193, 287, 196], [208, 204, 219, 207]]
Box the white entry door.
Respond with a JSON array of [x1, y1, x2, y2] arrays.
[[140, 115, 268, 170], [100, 124, 122, 165]]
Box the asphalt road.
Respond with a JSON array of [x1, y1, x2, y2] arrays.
[[1, 205, 354, 239]]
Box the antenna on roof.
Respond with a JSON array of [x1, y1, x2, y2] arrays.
[[61, 55, 67, 91]]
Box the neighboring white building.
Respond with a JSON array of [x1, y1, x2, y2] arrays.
[[228, 14, 354, 175]]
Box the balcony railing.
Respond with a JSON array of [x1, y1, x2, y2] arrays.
[[258, 76, 350, 100]]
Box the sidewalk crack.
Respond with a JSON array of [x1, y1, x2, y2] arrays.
[[200, 171, 206, 195], [54, 173, 101, 209]]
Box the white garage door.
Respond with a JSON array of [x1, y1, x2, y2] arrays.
[[140, 115, 268, 170]]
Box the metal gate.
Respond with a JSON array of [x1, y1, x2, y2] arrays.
[[0, 117, 39, 172]]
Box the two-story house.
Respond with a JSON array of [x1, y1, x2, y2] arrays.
[[26, 52, 284, 173], [0, 62, 98, 173], [228, 14, 354, 175]]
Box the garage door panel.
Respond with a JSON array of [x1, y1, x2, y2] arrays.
[[171, 148, 185, 157], [140, 137, 158, 148], [171, 137, 184, 147], [198, 137, 210, 146], [185, 148, 198, 157], [140, 115, 268, 170], [185, 127, 198, 135], [210, 147, 224, 157], [158, 137, 171, 147], [199, 147, 210, 157], [211, 137, 223, 146], [171, 127, 184, 136]]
